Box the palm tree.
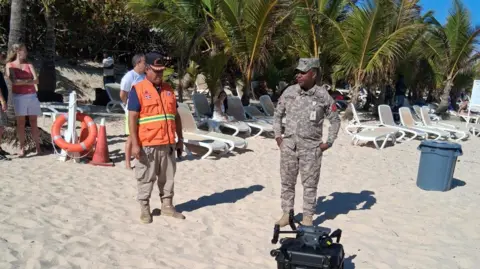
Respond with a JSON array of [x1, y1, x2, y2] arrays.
[[289, 0, 355, 84], [422, 0, 480, 113], [127, 0, 214, 102], [211, 0, 294, 103], [7, 0, 26, 49], [194, 51, 229, 103], [332, 0, 425, 118], [38, 0, 57, 99]]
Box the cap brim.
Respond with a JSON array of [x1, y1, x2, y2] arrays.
[[295, 66, 309, 72], [150, 65, 166, 71]]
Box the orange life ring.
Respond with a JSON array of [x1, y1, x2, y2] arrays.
[[51, 112, 98, 153]]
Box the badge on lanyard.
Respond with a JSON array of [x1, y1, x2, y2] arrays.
[[310, 101, 317, 121]]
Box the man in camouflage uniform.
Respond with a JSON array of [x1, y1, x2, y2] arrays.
[[273, 58, 341, 227]]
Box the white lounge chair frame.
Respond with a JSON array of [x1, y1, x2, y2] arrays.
[[465, 104, 480, 137], [345, 103, 383, 135], [258, 95, 276, 116], [227, 96, 274, 138], [104, 83, 126, 113], [176, 103, 231, 159], [419, 106, 468, 141], [243, 105, 274, 124], [191, 93, 251, 136], [40, 102, 90, 124], [351, 127, 399, 150], [398, 107, 449, 140], [177, 103, 248, 151], [378, 105, 427, 141]]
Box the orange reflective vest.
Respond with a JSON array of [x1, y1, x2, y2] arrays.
[[134, 79, 177, 146]]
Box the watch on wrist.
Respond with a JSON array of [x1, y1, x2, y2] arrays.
[[327, 142, 333, 148]]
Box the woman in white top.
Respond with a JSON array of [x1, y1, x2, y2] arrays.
[[212, 90, 229, 121], [209, 90, 229, 132]]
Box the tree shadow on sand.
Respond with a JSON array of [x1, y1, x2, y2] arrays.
[[174, 185, 265, 213]]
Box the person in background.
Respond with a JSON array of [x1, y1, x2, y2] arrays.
[[394, 74, 406, 108], [5, 43, 42, 157], [102, 52, 115, 85], [0, 53, 10, 160], [120, 53, 146, 169], [128, 52, 185, 224]]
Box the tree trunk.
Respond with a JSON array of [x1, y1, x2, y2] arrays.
[[436, 79, 453, 114], [241, 67, 253, 106], [7, 0, 26, 50], [38, 7, 58, 101], [6, 0, 26, 126]]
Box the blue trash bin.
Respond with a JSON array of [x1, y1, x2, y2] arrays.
[[416, 140, 463, 191]]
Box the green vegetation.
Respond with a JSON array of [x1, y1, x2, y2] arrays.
[[1, 0, 479, 115]]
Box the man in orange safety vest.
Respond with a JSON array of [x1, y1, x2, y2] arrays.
[[127, 52, 185, 224]]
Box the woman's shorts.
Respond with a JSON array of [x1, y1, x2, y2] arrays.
[[13, 93, 42, 116]]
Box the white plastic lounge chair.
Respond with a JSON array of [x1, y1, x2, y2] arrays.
[[259, 95, 276, 116], [40, 102, 90, 124], [175, 103, 229, 159], [465, 104, 480, 137], [104, 83, 126, 113], [345, 103, 383, 135], [243, 105, 274, 124], [351, 127, 399, 150], [177, 103, 248, 151], [448, 110, 480, 123], [419, 106, 468, 141], [191, 93, 251, 136], [398, 107, 450, 140], [413, 105, 440, 122], [378, 105, 427, 141], [227, 96, 274, 137], [415, 105, 457, 129], [40, 105, 59, 124]]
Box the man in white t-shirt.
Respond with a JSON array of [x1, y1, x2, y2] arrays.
[[120, 53, 146, 169]]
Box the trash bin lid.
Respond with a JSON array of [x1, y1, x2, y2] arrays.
[[418, 140, 462, 151]]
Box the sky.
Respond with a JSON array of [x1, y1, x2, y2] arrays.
[[419, 0, 480, 25]]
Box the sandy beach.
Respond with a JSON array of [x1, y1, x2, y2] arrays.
[[1, 114, 480, 269]]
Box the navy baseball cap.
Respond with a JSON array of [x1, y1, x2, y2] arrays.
[[145, 52, 167, 71]]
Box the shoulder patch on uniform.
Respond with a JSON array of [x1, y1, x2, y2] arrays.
[[331, 103, 337, 112]]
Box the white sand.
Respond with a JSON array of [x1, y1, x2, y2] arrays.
[[1, 117, 480, 269]]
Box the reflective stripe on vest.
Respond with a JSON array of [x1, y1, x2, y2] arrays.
[[138, 114, 175, 124]]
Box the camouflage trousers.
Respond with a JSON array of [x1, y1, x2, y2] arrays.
[[280, 145, 322, 216]]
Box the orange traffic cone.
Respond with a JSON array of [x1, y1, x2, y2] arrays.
[[89, 118, 114, 166]]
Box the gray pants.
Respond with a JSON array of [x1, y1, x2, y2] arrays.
[[280, 145, 322, 216], [134, 145, 176, 202]]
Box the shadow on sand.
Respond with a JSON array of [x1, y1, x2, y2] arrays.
[[174, 184, 265, 213], [294, 191, 377, 226], [451, 178, 466, 189], [313, 190, 376, 226], [344, 254, 357, 269]]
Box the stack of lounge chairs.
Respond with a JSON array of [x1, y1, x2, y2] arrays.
[[346, 103, 474, 150]]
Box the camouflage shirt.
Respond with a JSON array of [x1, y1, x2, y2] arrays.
[[273, 84, 341, 150]]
